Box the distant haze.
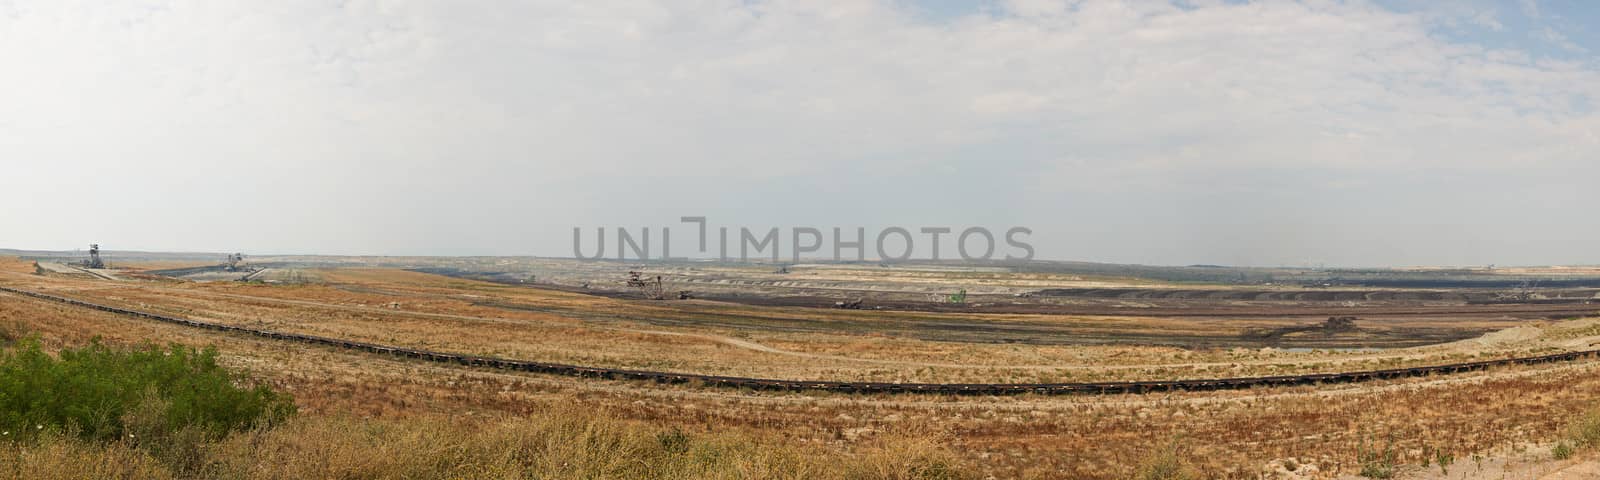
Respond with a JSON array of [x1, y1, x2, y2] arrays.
[[3, 1, 1598, 267]]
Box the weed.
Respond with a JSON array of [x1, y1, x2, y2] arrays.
[[1553, 442, 1573, 460], [1568, 408, 1600, 448], [655, 427, 691, 454], [1433, 448, 1453, 475], [1357, 436, 1398, 479], [1133, 441, 1197, 480]]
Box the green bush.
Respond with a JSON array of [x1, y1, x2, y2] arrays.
[[0, 338, 294, 442]]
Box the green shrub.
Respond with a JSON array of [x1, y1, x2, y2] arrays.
[[1357, 437, 1397, 479], [656, 427, 692, 454], [0, 338, 294, 443], [1568, 408, 1600, 448], [1553, 442, 1574, 460], [1133, 441, 1197, 480]]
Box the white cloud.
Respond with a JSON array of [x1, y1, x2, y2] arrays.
[[1469, 10, 1504, 31], [1535, 26, 1587, 53], [1, 0, 1598, 265]]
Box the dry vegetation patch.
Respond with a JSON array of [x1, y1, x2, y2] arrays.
[[2, 257, 1599, 478]]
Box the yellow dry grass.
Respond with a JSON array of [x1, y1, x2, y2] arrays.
[[0, 409, 970, 480], [14, 262, 1569, 384], [2, 256, 1599, 478]]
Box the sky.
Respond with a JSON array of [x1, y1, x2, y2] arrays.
[[1, 0, 1598, 267]]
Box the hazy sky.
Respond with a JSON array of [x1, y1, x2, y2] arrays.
[[3, 0, 1598, 267]]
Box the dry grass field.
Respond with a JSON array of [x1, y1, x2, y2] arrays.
[[3, 256, 1600, 478]]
